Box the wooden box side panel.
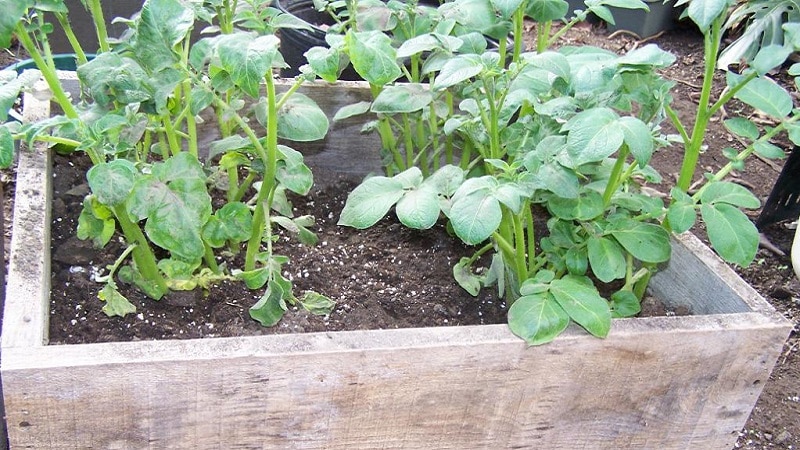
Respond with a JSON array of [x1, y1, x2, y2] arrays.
[[1, 89, 53, 351], [2, 319, 788, 450]]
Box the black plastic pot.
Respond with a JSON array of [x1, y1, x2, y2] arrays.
[[276, 0, 363, 80]]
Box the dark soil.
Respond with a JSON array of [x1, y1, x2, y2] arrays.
[[2, 19, 799, 449]]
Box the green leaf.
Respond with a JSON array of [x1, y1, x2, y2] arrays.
[[454, 257, 482, 296], [334, 101, 372, 121], [299, 292, 336, 315], [449, 184, 502, 245], [751, 44, 793, 76], [77, 53, 153, 108], [433, 54, 484, 91], [728, 72, 793, 119], [237, 267, 271, 290], [588, 237, 627, 283], [550, 275, 611, 338], [610, 290, 640, 318], [700, 203, 759, 266], [87, 159, 138, 206], [338, 176, 405, 228], [525, 0, 569, 22], [617, 44, 676, 69], [548, 190, 604, 221], [723, 117, 759, 140], [564, 108, 624, 165], [608, 218, 671, 263], [219, 33, 282, 98], [99, 284, 137, 318], [277, 145, 314, 195], [492, 0, 525, 18], [565, 245, 588, 276], [397, 33, 464, 58], [753, 141, 786, 160], [0, 127, 13, 169], [346, 30, 402, 86], [77, 198, 115, 248], [304, 46, 342, 83], [249, 281, 287, 327], [396, 185, 441, 229], [371, 84, 433, 114], [508, 291, 570, 345], [699, 181, 760, 208], [0, 0, 27, 48], [127, 153, 212, 261], [202, 202, 253, 247], [537, 163, 580, 198], [276, 92, 329, 141], [687, 0, 728, 31], [132, 0, 196, 71], [618, 116, 654, 166], [666, 188, 697, 233]]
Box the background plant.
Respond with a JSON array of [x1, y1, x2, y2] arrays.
[[0, 0, 335, 325]]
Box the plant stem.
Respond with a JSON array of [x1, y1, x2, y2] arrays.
[[54, 13, 88, 65], [86, 0, 111, 53], [112, 205, 168, 297], [513, 7, 525, 62], [245, 76, 280, 271], [14, 24, 80, 120], [602, 146, 629, 207], [676, 17, 723, 192]]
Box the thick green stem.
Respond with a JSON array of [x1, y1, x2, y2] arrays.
[[602, 146, 630, 207], [676, 17, 723, 192], [513, 7, 525, 62], [402, 114, 415, 169], [54, 13, 88, 64], [15, 25, 80, 120], [511, 210, 528, 283], [525, 205, 536, 274], [537, 21, 552, 53], [112, 206, 169, 296], [245, 77, 279, 271], [87, 0, 111, 53], [204, 242, 220, 273]]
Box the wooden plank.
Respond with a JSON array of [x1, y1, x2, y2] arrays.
[[1, 84, 53, 351], [1, 315, 789, 449]]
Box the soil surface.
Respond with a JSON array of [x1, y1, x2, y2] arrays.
[[2, 18, 799, 449]]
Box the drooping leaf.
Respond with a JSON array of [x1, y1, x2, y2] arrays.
[[0, 126, 13, 169], [396, 33, 464, 59], [276, 145, 314, 195], [249, 281, 287, 327], [333, 101, 372, 121], [202, 202, 253, 248], [299, 292, 336, 315], [304, 45, 342, 83], [723, 117, 760, 140], [77, 53, 153, 108], [492, 0, 525, 18], [0, 0, 27, 48], [700, 203, 759, 266], [99, 284, 137, 318], [753, 141, 786, 160], [508, 291, 570, 345], [77, 197, 116, 248], [338, 176, 405, 228], [454, 257, 482, 296], [550, 275, 611, 338]]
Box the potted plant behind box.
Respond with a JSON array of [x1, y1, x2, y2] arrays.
[[0, 0, 794, 448]]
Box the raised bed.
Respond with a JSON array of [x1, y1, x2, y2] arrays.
[[1, 77, 792, 449]]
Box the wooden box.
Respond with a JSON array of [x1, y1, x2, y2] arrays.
[[1, 78, 791, 449]]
